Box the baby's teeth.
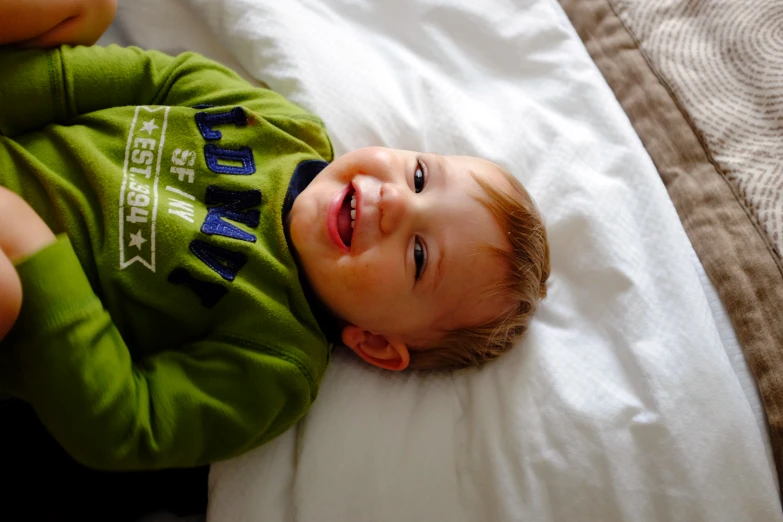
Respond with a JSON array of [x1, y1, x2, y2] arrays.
[[350, 209, 356, 219], [350, 195, 356, 208], [351, 221, 355, 229]]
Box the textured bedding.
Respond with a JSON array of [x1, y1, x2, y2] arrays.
[[557, 0, 783, 488], [98, 0, 783, 520]]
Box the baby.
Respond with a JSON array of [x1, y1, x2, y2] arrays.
[[0, 0, 549, 483]]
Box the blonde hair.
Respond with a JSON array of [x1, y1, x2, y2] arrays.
[[407, 167, 550, 370]]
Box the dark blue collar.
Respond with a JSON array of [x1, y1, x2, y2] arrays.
[[282, 160, 339, 341], [282, 160, 329, 226]]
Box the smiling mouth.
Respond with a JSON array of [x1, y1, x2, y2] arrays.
[[336, 186, 357, 247]]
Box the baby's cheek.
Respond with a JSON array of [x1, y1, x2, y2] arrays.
[[348, 257, 392, 295]]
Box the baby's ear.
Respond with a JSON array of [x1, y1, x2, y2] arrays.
[[341, 325, 410, 371]]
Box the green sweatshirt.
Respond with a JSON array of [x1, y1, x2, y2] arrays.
[[0, 45, 334, 470]]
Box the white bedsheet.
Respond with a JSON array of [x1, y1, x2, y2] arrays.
[[104, 0, 781, 521]]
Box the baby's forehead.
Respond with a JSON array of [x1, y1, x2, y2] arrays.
[[432, 241, 512, 329], [445, 154, 503, 177], [443, 156, 513, 201]]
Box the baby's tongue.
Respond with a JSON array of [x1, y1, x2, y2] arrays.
[[337, 195, 353, 247]]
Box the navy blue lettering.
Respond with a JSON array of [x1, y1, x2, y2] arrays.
[[200, 186, 261, 242], [195, 107, 247, 141], [204, 144, 256, 175], [189, 239, 248, 282]]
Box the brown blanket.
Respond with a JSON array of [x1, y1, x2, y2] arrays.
[[557, 0, 783, 487]]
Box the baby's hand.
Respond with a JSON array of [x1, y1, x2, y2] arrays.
[[0, 0, 117, 48], [0, 187, 55, 263], [0, 187, 55, 342]]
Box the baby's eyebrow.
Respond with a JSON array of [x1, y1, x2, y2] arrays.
[[430, 246, 445, 294], [425, 155, 446, 295]]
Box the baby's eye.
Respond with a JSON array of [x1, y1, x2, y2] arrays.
[[414, 237, 427, 280], [414, 159, 427, 193]]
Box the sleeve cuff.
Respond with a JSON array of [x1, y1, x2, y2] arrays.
[[0, 47, 62, 136], [13, 234, 101, 336]]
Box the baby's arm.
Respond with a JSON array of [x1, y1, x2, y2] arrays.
[[0, 186, 309, 470], [0, 250, 21, 342], [0, 189, 311, 469], [0, 0, 117, 48], [0, 187, 55, 341], [0, 45, 322, 470]]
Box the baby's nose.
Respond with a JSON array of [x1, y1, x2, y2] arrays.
[[378, 183, 409, 236]]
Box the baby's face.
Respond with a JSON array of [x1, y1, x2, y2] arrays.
[[289, 147, 511, 347]]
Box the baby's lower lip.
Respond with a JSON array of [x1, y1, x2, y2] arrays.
[[327, 185, 352, 252]]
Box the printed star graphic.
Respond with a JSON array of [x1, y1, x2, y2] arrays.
[[128, 229, 147, 249], [140, 119, 159, 134]]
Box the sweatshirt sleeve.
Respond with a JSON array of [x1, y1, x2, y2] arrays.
[[4, 236, 313, 470], [0, 45, 324, 138]]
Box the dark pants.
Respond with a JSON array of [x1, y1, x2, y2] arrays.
[[0, 398, 209, 522]]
